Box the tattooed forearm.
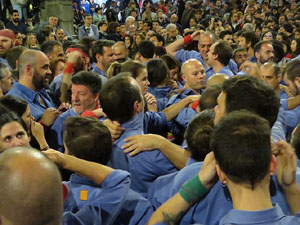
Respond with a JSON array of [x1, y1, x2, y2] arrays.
[[162, 211, 186, 225]]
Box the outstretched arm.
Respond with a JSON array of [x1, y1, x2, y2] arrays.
[[123, 134, 190, 170]]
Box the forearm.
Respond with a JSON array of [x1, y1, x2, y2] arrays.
[[147, 192, 190, 225], [158, 135, 190, 169], [60, 73, 72, 103], [283, 183, 300, 215], [163, 98, 192, 121], [165, 38, 185, 57], [287, 95, 300, 110], [63, 155, 114, 185]]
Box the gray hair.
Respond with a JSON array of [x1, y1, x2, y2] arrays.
[[0, 63, 8, 80]]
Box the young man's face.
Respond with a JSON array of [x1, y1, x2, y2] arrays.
[[284, 73, 300, 96]]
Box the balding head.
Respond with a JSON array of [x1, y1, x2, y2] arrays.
[[113, 41, 129, 62], [207, 73, 229, 88], [18, 50, 42, 76], [181, 59, 205, 93], [0, 147, 63, 225]]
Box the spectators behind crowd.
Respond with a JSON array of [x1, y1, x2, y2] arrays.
[[1, 0, 300, 225]]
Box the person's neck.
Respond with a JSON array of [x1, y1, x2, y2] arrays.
[[19, 77, 38, 92], [96, 62, 107, 73], [228, 178, 273, 211], [85, 24, 91, 28], [274, 85, 280, 96], [12, 21, 19, 26], [212, 62, 225, 73], [202, 58, 209, 68], [139, 57, 150, 64], [184, 84, 201, 95]]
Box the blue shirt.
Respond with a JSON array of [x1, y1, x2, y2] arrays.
[[92, 66, 107, 84], [47, 108, 79, 152], [148, 86, 171, 111], [63, 206, 102, 225], [64, 170, 131, 225], [7, 82, 57, 121], [49, 73, 63, 105], [144, 111, 168, 136], [175, 50, 238, 82], [271, 106, 287, 142], [107, 112, 178, 196], [166, 88, 197, 142], [220, 204, 300, 225]]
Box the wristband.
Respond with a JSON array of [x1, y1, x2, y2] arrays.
[[64, 62, 75, 74], [184, 34, 193, 45], [179, 174, 209, 204]]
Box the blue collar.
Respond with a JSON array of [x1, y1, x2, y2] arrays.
[[12, 82, 42, 103], [70, 174, 99, 187], [120, 111, 144, 131], [93, 66, 106, 77], [221, 204, 285, 224]]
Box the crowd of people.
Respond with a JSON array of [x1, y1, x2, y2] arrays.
[[0, 0, 300, 224]]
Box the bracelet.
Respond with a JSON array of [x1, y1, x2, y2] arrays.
[[184, 34, 193, 45], [179, 174, 209, 204], [64, 62, 75, 74]]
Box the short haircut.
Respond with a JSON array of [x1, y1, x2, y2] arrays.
[[98, 21, 108, 27], [138, 41, 155, 59], [240, 31, 259, 48], [120, 60, 146, 79], [262, 62, 280, 78], [184, 109, 214, 162], [147, 59, 169, 87], [0, 63, 8, 80], [41, 40, 62, 54], [166, 23, 177, 31], [84, 13, 92, 18], [150, 33, 165, 46], [283, 23, 293, 33], [213, 41, 233, 66], [71, 71, 102, 95], [199, 85, 222, 111], [0, 95, 28, 117], [99, 75, 142, 123], [91, 39, 115, 62], [283, 59, 300, 82], [219, 30, 232, 40], [64, 117, 112, 165], [5, 46, 27, 70], [212, 110, 271, 189], [222, 75, 280, 127], [233, 47, 247, 58], [254, 40, 272, 54], [12, 9, 19, 14]]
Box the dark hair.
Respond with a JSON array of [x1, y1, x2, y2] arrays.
[[161, 54, 181, 70], [283, 59, 300, 82], [0, 95, 28, 117], [0, 63, 8, 80], [64, 117, 112, 164], [271, 40, 285, 63], [91, 39, 115, 62], [41, 40, 62, 54], [150, 33, 165, 46], [213, 41, 233, 66], [212, 110, 271, 189], [6, 46, 26, 70], [98, 21, 108, 28], [138, 41, 155, 59], [99, 75, 142, 123], [185, 109, 214, 162], [107, 22, 119, 34], [71, 71, 102, 95], [261, 31, 276, 40], [12, 9, 19, 14], [291, 39, 300, 58], [199, 85, 222, 111], [283, 23, 293, 34], [253, 40, 272, 54], [222, 75, 280, 127], [147, 59, 169, 87], [240, 31, 259, 48], [219, 30, 233, 40]]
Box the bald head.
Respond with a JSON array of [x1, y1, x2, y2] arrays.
[[18, 50, 45, 76], [113, 41, 129, 62], [206, 73, 229, 88], [0, 147, 63, 225]]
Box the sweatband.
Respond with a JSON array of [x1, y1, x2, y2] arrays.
[[184, 34, 193, 45], [64, 62, 75, 74], [179, 174, 209, 204]]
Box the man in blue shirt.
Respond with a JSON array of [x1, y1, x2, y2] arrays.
[[100, 75, 178, 196], [166, 31, 238, 81], [148, 111, 300, 225], [48, 71, 102, 152], [7, 50, 63, 126], [91, 40, 115, 84], [206, 41, 234, 80]]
